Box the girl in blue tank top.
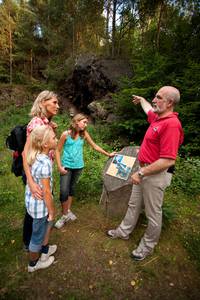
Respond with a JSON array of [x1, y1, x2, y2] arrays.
[[55, 113, 115, 229]]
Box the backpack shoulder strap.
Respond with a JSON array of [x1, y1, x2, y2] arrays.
[[15, 124, 27, 153]]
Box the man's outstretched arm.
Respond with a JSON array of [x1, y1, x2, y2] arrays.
[[132, 95, 152, 115]]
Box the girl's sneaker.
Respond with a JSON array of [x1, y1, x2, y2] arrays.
[[54, 211, 77, 229], [40, 245, 57, 261], [54, 215, 68, 229], [28, 256, 55, 272], [67, 211, 77, 221]]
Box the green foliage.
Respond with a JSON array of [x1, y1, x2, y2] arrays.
[[13, 71, 28, 84], [0, 191, 16, 207], [0, 64, 10, 82], [0, 0, 106, 85], [171, 157, 200, 196], [107, 85, 154, 144], [111, 40, 200, 154], [162, 200, 177, 227], [178, 102, 200, 157], [107, 4, 200, 156], [76, 124, 113, 201], [182, 232, 200, 271], [26, 79, 52, 93], [131, 52, 169, 88], [44, 56, 75, 86]]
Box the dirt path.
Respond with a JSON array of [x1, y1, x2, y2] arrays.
[[12, 202, 200, 300]]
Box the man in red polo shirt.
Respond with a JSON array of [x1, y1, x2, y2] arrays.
[[107, 86, 184, 261]]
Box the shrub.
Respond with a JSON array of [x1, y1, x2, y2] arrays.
[[171, 157, 200, 196], [0, 64, 10, 82], [44, 56, 75, 87], [162, 200, 177, 227], [26, 79, 51, 93], [182, 232, 200, 271]]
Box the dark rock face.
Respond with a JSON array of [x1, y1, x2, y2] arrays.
[[72, 61, 115, 109], [59, 55, 132, 114]]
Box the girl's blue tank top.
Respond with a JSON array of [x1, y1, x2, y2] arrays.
[[61, 134, 84, 169]]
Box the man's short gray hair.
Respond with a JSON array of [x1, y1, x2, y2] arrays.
[[164, 86, 180, 106]]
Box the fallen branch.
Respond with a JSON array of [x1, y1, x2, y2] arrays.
[[141, 256, 159, 267]]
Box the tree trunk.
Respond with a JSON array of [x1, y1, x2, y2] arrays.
[[111, 0, 117, 58], [72, 18, 75, 57], [47, 5, 50, 60], [117, 4, 124, 56], [9, 11, 12, 85], [105, 0, 111, 56], [156, 1, 164, 51], [30, 48, 33, 80]]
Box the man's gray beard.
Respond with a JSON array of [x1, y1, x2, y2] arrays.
[[152, 106, 159, 113]]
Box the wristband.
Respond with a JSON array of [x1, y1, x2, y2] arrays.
[[138, 170, 144, 178]]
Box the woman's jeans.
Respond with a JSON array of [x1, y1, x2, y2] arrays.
[[23, 210, 33, 247], [22, 173, 33, 248]]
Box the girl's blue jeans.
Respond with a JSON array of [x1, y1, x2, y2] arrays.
[[60, 168, 83, 202], [29, 216, 48, 253]]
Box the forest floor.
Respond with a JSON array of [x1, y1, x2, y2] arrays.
[[1, 200, 200, 300]]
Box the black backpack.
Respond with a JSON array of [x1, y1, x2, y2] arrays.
[[6, 124, 27, 177]]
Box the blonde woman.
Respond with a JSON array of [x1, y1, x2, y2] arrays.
[[22, 90, 59, 250], [55, 113, 115, 229]]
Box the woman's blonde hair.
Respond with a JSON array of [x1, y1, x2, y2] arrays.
[[69, 113, 88, 138], [30, 90, 57, 119], [27, 125, 54, 165]]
